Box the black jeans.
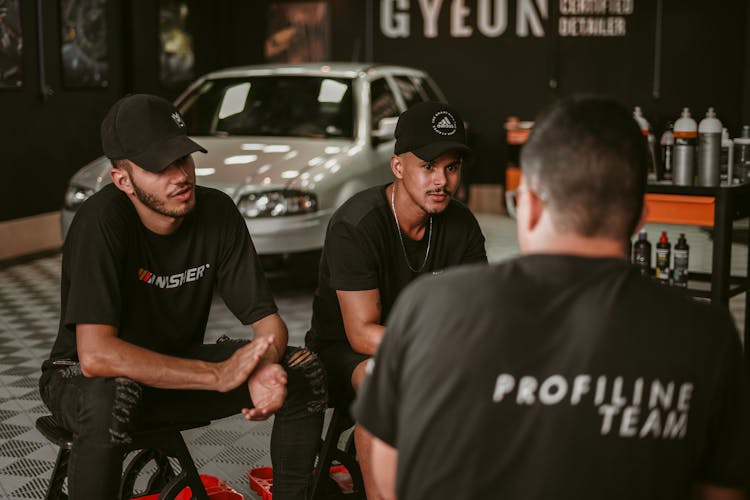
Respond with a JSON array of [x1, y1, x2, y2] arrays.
[[39, 341, 326, 500]]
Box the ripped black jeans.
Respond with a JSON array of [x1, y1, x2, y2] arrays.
[[38, 341, 326, 500]]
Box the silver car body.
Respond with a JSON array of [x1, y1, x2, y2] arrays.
[[61, 63, 445, 255]]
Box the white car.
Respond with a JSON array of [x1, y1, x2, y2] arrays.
[[62, 63, 447, 258]]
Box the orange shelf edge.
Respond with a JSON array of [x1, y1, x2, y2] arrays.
[[644, 193, 715, 227]]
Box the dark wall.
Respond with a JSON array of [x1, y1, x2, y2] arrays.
[[0, 0, 268, 222], [365, 0, 749, 183], [1, 1, 124, 221], [2, 0, 749, 221]]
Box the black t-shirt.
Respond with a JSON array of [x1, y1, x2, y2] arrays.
[[45, 184, 276, 366], [354, 255, 750, 499], [306, 184, 487, 347]]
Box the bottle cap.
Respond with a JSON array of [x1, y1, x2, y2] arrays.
[[659, 231, 669, 243], [675, 108, 697, 133], [698, 107, 722, 133], [633, 106, 649, 133], [638, 229, 648, 240]]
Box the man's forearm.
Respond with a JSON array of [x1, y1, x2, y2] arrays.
[[77, 323, 271, 392], [252, 313, 289, 365], [78, 332, 223, 390]]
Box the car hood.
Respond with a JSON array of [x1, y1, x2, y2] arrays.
[[191, 136, 356, 195], [70, 136, 358, 196]]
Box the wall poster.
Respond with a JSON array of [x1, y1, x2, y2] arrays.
[[265, 1, 330, 63], [159, 1, 194, 87], [0, 0, 23, 89], [60, 0, 109, 88]]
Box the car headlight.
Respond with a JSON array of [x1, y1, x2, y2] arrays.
[[64, 185, 95, 210], [237, 190, 318, 218]]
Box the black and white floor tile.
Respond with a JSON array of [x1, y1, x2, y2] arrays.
[[0, 214, 746, 499]]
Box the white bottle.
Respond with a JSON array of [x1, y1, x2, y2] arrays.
[[721, 128, 734, 185], [697, 107, 722, 187], [733, 126, 750, 184], [673, 108, 697, 186]]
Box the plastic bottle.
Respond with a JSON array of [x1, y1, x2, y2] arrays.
[[634, 107, 658, 180], [672, 233, 689, 288], [673, 108, 697, 186], [733, 125, 750, 184], [632, 229, 652, 277], [660, 123, 674, 182], [721, 128, 733, 184], [655, 231, 671, 285], [697, 107, 722, 186]]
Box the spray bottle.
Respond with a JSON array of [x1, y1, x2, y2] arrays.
[[632, 229, 652, 277], [634, 107, 658, 180], [673, 108, 697, 186], [660, 123, 674, 182], [697, 107, 722, 187], [672, 233, 689, 288], [655, 231, 671, 285], [721, 128, 733, 185], [733, 126, 750, 184]]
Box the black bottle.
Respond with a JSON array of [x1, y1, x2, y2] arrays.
[[672, 233, 690, 288], [655, 231, 671, 285], [632, 230, 651, 276]]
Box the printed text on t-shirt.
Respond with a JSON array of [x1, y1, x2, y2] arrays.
[[137, 264, 210, 289], [492, 374, 692, 439]]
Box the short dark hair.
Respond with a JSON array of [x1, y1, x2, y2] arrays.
[[110, 158, 129, 171], [520, 96, 648, 241]]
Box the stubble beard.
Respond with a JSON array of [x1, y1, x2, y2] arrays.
[[131, 176, 195, 219]]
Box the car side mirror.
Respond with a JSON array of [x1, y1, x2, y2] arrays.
[[372, 117, 398, 145]]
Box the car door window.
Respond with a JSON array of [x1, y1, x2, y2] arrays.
[[412, 75, 443, 102], [392, 76, 423, 108], [370, 78, 399, 131]]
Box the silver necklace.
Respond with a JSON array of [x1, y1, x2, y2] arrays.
[[391, 183, 432, 273]]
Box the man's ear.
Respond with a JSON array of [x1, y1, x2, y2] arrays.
[[524, 188, 545, 232], [110, 163, 133, 194], [390, 155, 403, 179]]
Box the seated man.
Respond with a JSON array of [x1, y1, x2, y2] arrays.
[[39, 94, 326, 500], [354, 96, 750, 500], [305, 101, 487, 498]]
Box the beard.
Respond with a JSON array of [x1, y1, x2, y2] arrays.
[[130, 176, 195, 218]]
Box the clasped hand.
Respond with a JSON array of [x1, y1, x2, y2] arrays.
[[211, 337, 287, 420]]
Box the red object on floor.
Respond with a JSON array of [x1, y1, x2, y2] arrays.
[[248, 465, 354, 499], [248, 466, 274, 500], [132, 474, 244, 500]]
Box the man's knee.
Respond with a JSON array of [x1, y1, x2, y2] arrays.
[[278, 347, 327, 419], [351, 359, 371, 391], [54, 374, 143, 446]]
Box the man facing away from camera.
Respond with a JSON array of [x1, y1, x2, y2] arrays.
[[305, 100, 487, 498], [39, 94, 326, 499], [354, 96, 749, 500]]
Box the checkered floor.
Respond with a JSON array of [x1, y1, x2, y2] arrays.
[[0, 213, 746, 499]]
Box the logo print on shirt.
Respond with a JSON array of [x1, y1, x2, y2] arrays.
[[137, 264, 210, 289], [432, 111, 457, 136], [171, 112, 186, 128]]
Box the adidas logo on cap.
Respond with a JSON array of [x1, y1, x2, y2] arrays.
[[432, 111, 457, 136]]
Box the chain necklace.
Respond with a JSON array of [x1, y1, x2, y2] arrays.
[[391, 183, 432, 273]]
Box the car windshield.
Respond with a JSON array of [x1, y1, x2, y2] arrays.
[[178, 75, 354, 139]]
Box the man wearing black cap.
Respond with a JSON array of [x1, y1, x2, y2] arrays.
[[39, 94, 326, 499], [305, 101, 487, 498]]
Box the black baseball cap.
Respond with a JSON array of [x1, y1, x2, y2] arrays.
[[394, 101, 471, 161], [101, 94, 207, 173]]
